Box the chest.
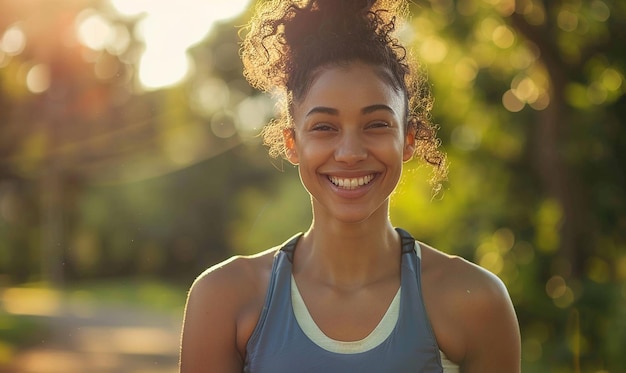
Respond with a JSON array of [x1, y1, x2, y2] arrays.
[[243, 261, 443, 373], [293, 277, 400, 341]]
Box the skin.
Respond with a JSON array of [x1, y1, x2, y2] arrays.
[[179, 62, 521, 373]]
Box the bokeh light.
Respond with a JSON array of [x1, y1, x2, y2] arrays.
[[419, 36, 448, 64], [76, 11, 111, 51], [0, 24, 27, 56], [25, 63, 50, 93], [107, 0, 251, 90]]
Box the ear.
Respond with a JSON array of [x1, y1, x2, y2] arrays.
[[402, 125, 416, 162], [283, 128, 299, 165]]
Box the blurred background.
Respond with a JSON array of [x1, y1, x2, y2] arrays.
[[0, 0, 624, 372]]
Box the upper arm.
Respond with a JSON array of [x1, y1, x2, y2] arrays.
[[460, 273, 521, 373], [179, 262, 246, 373]]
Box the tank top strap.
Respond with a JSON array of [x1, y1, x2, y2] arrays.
[[396, 227, 418, 255], [247, 233, 302, 350], [278, 232, 302, 263]]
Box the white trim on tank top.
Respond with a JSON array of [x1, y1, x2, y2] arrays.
[[290, 242, 460, 372], [291, 275, 400, 354]]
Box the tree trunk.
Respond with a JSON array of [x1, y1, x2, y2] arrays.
[[510, 9, 587, 277]]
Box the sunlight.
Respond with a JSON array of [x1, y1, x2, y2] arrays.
[[1, 288, 62, 317], [25, 63, 50, 94], [0, 24, 26, 56], [76, 11, 111, 51], [108, 0, 251, 90]]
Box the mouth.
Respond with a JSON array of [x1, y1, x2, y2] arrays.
[[328, 174, 375, 190]]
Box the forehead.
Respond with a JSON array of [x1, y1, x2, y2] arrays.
[[294, 63, 405, 116]]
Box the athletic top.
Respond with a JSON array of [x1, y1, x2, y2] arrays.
[[243, 228, 460, 373]]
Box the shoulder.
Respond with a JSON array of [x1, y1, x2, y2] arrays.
[[419, 242, 521, 372], [180, 247, 278, 372], [186, 247, 278, 312], [420, 242, 508, 302]]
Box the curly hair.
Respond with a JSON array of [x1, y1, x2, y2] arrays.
[[240, 0, 447, 192]]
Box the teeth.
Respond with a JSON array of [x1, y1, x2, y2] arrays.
[[329, 174, 374, 189]]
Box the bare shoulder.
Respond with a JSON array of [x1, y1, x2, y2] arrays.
[[189, 247, 278, 302], [419, 242, 521, 372], [184, 247, 278, 332], [180, 247, 278, 373], [420, 242, 509, 301]]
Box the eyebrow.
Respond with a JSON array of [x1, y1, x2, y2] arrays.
[[305, 104, 396, 117]]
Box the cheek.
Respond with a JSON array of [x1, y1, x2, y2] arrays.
[[296, 136, 334, 157], [381, 136, 408, 158]]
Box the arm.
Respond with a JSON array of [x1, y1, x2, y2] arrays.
[[179, 261, 245, 373], [460, 272, 521, 373]]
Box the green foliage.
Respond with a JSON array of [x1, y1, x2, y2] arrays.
[[229, 168, 312, 255], [0, 313, 49, 361], [0, 313, 47, 345], [395, 0, 626, 371], [64, 278, 187, 314]]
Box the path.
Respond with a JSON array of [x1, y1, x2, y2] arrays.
[[1, 287, 182, 373]]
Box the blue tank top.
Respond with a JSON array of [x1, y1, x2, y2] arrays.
[[244, 228, 444, 373]]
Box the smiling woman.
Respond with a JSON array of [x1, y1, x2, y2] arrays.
[[180, 1, 521, 372], [105, 0, 251, 90]]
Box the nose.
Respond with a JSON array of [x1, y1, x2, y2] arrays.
[[334, 131, 367, 165]]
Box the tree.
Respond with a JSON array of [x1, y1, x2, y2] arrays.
[[393, 1, 625, 371]]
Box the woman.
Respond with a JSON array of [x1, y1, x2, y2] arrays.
[[180, 0, 521, 372]]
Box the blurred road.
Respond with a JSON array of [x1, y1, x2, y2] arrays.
[[1, 287, 182, 373]]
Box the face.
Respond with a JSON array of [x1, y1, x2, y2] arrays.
[[286, 62, 415, 224]]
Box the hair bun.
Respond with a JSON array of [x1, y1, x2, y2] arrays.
[[241, 0, 407, 93], [283, 0, 396, 59]]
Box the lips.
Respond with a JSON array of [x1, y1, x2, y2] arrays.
[[328, 174, 375, 189]]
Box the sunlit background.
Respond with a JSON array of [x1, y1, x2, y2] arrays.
[[19, 0, 252, 91], [0, 0, 625, 372], [106, 0, 250, 90]]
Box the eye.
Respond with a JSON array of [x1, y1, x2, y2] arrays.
[[367, 121, 391, 129], [311, 123, 336, 131]]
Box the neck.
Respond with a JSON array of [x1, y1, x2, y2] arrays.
[[293, 215, 401, 290]]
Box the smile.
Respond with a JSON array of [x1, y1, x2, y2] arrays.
[[328, 174, 375, 189]]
